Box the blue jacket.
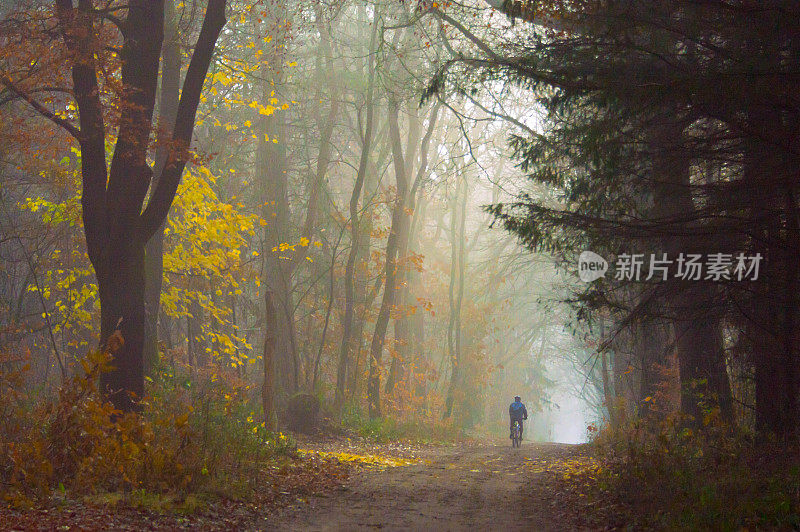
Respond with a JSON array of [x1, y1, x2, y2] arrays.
[[509, 401, 528, 420]]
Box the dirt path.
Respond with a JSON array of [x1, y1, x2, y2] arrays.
[[267, 441, 583, 531]]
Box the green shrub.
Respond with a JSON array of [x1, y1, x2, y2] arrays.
[[341, 402, 458, 444]]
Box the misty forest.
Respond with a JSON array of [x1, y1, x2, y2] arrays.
[[1, 0, 799, 529]]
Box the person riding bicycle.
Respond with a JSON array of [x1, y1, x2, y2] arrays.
[[509, 396, 528, 440]]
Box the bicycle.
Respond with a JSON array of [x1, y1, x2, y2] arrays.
[[511, 419, 522, 448]]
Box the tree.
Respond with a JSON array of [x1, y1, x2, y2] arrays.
[[334, 9, 379, 412], [2, 0, 227, 411], [143, 0, 181, 376], [446, 0, 799, 435]]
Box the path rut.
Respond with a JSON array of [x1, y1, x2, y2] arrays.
[[268, 441, 578, 531]]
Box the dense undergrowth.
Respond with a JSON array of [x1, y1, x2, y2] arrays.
[[340, 403, 462, 444], [0, 348, 296, 511], [584, 413, 800, 529], [1, 348, 464, 515]]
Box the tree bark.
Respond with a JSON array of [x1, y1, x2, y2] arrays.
[[95, 0, 166, 412], [143, 0, 180, 376], [745, 120, 799, 437], [647, 117, 733, 425], [50, 0, 227, 412], [262, 286, 277, 431], [258, 2, 299, 404], [385, 104, 439, 395]]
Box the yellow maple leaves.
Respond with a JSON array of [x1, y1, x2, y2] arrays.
[[160, 165, 256, 359], [298, 449, 418, 469], [211, 71, 234, 87], [258, 104, 276, 115], [523, 456, 603, 481]]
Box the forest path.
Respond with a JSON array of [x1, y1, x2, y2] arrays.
[[267, 441, 582, 531]]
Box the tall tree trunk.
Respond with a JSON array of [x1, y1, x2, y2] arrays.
[[334, 16, 379, 412], [95, 1, 166, 412], [143, 0, 180, 377], [262, 286, 277, 431], [45, 0, 227, 412], [187, 295, 206, 368], [597, 316, 619, 429], [632, 306, 670, 419], [348, 171, 378, 401], [97, 242, 148, 412], [611, 327, 637, 420], [671, 285, 732, 423], [259, 4, 298, 405], [601, 350, 617, 429], [367, 101, 412, 418], [407, 195, 430, 400], [746, 122, 799, 437], [385, 107, 435, 395], [444, 177, 468, 419], [648, 117, 733, 425], [312, 241, 339, 391], [411, 283, 427, 399]]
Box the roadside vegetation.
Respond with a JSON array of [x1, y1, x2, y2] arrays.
[[536, 415, 800, 530], [0, 348, 316, 512]]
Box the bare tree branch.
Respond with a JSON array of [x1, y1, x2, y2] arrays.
[[0, 76, 81, 139]]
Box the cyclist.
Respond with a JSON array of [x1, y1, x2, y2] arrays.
[[509, 396, 528, 440]]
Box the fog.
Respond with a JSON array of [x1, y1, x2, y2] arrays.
[[0, 0, 600, 441]]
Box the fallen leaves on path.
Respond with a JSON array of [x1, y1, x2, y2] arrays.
[[523, 455, 603, 480], [298, 449, 420, 469]]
